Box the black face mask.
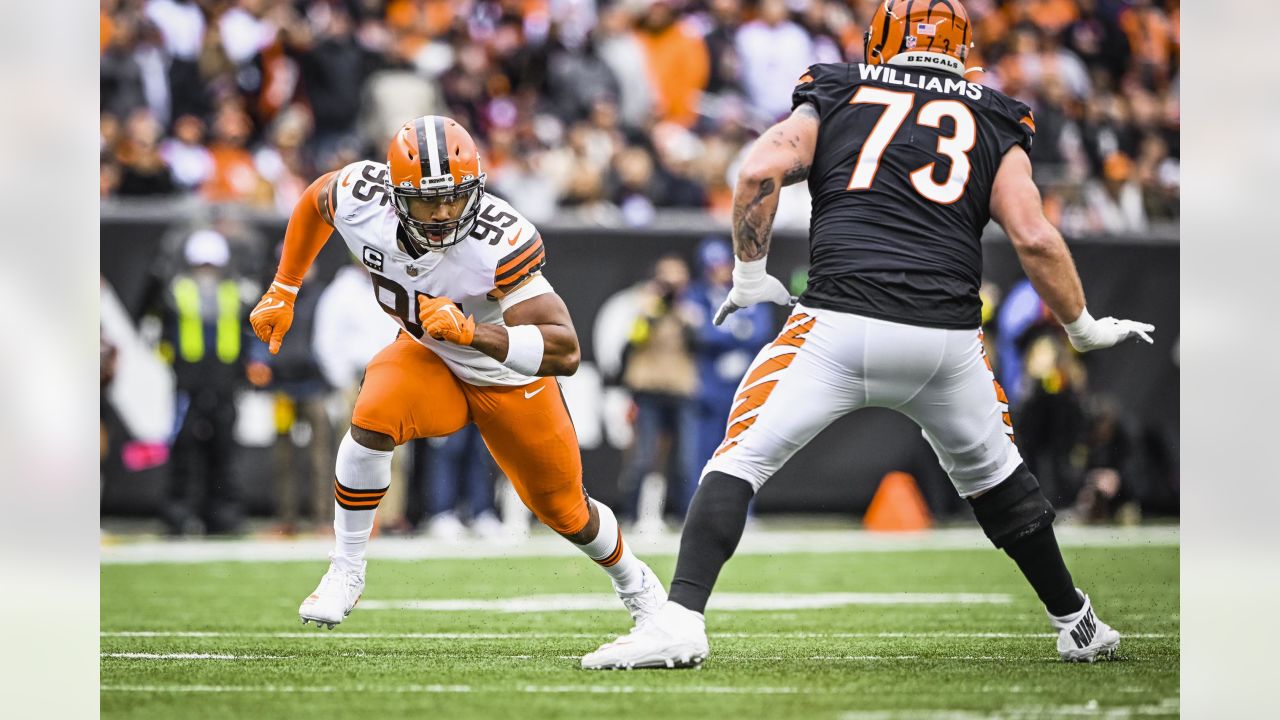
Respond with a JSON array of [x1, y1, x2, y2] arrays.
[[390, 178, 485, 254]]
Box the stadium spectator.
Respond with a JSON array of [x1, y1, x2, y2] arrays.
[[420, 427, 503, 542], [149, 229, 262, 535], [607, 145, 661, 226], [252, 105, 313, 213], [1084, 151, 1149, 234], [616, 254, 700, 525], [1073, 396, 1138, 523], [203, 101, 269, 205], [684, 237, 773, 490], [145, 0, 209, 121], [635, 0, 710, 128], [545, 27, 621, 125], [651, 121, 708, 208], [698, 0, 746, 98], [593, 1, 654, 129], [264, 262, 334, 537], [312, 256, 401, 397], [160, 114, 215, 192], [115, 109, 177, 197], [735, 0, 815, 122], [293, 3, 377, 159]]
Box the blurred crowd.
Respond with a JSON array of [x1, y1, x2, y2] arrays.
[[101, 0, 1179, 234]]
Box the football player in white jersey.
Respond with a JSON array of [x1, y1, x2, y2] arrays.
[[249, 115, 665, 631]]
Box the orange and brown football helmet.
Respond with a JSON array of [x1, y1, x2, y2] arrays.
[[386, 115, 486, 252], [864, 0, 973, 77]]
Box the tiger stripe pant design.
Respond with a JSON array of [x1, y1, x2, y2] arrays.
[[702, 304, 1023, 498]]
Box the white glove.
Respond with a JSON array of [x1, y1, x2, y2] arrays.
[[714, 257, 797, 325], [1063, 308, 1155, 352]]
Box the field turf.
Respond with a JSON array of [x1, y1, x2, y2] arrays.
[[101, 540, 1178, 718]]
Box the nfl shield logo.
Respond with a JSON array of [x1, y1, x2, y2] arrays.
[[905, 35, 917, 48]]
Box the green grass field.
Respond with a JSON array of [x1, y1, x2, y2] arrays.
[[101, 539, 1178, 719]]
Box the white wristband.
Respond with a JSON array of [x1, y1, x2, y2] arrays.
[[503, 324, 544, 376], [732, 256, 769, 285], [1063, 308, 1094, 336]]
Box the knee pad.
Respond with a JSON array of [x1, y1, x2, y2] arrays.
[[334, 430, 393, 511], [966, 463, 1055, 549]]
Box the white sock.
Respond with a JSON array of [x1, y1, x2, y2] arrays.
[[331, 430, 393, 573], [576, 499, 646, 593]]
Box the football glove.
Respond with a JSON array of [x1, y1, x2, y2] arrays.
[[249, 281, 298, 355], [1063, 309, 1155, 353], [419, 295, 476, 345], [714, 257, 797, 326]]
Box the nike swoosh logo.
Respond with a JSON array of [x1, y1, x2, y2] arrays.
[[251, 299, 285, 317], [341, 171, 354, 187], [508, 226, 525, 246], [523, 386, 545, 399]]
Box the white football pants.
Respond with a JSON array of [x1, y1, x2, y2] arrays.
[[703, 304, 1023, 498]]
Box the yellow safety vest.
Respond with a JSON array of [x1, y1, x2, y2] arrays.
[[171, 277, 241, 364]]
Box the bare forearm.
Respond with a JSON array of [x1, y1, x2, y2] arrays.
[[1014, 231, 1086, 324], [731, 177, 782, 261], [731, 106, 816, 262], [469, 323, 580, 376]]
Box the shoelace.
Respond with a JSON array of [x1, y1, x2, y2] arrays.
[[318, 567, 363, 600]]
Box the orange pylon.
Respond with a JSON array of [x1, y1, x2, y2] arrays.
[[863, 471, 933, 532]]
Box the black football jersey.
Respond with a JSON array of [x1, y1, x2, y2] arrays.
[[791, 62, 1035, 329]]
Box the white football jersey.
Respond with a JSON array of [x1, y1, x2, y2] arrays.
[[330, 160, 551, 387]]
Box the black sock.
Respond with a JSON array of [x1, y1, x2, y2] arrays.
[[1003, 525, 1084, 617], [667, 471, 755, 614]]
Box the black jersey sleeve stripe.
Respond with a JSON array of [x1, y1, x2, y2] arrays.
[[496, 234, 543, 276], [496, 248, 547, 288]]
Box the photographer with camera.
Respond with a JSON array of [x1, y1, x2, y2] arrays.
[[616, 254, 700, 528]]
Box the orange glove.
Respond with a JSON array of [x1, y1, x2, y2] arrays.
[[249, 281, 298, 354], [418, 295, 475, 345]]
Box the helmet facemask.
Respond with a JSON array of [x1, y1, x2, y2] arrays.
[[388, 175, 485, 254]]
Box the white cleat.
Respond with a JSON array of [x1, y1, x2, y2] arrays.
[[1049, 589, 1120, 662], [581, 601, 709, 670], [617, 563, 667, 629], [299, 553, 365, 629]]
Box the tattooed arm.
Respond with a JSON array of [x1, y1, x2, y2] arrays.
[[712, 103, 820, 326], [730, 103, 820, 261]]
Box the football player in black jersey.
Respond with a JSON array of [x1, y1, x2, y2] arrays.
[[583, 0, 1154, 670]]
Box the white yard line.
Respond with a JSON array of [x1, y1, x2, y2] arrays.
[[101, 630, 1175, 640], [98, 685, 1181, 707], [100, 683, 806, 695], [838, 698, 1180, 719], [100, 525, 1178, 565], [357, 592, 1011, 613], [101, 653, 290, 660]]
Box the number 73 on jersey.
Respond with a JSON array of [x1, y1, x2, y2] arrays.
[[846, 86, 976, 205]]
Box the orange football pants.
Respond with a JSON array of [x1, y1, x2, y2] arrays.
[[351, 332, 589, 535]]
